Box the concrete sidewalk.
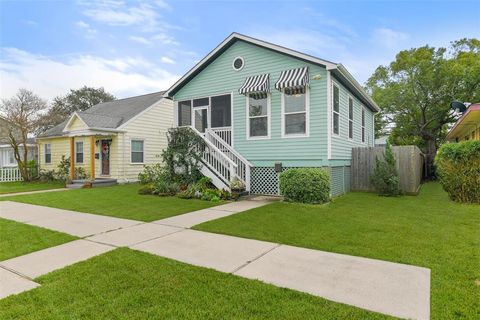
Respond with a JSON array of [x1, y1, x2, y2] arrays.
[[0, 200, 430, 319], [0, 188, 68, 198]]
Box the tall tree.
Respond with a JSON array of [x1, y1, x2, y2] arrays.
[[1, 89, 46, 181], [367, 38, 480, 177], [37, 86, 115, 133]]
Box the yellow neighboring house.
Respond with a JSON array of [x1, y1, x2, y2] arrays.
[[36, 91, 173, 183], [447, 103, 480, 142]]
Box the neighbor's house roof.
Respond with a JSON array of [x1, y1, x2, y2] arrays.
[[446, 103, 480, 140], [165, 32, 380, 112], [38, 91, 165, 138]]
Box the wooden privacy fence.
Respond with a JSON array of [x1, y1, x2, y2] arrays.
[[351, 146, 424, 195], [0, 167, 22, 182]]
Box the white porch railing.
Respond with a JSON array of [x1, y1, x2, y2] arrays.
[[190, 127, 237, 189], [0, 167, 22, 182], [211, 127, 232, 146], [205, 128, 252, 191]]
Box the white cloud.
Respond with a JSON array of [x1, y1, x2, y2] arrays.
[[151, 33, 179, 45], [129, 36, 152, 45], [372, 28, 409, 49], [0, 48, 179, 101], [160, 56, 175, 64], [80, 0, 172, 32], [75, 20, 97, 38]]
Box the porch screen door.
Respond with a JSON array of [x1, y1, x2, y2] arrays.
[[194, 107, 208, 133]]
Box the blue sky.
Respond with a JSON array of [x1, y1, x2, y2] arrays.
[[1, 0, 479, 101]]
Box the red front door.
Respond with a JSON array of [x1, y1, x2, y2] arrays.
[[101, 140, 110, 175]]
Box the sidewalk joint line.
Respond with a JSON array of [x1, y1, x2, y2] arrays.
[[231, 244, 282, 274]]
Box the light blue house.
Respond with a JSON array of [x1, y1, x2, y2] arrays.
[[166, 33, 379, 196]]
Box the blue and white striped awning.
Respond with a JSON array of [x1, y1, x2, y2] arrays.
[[275, 67, 309, 92], [239, 73, 270, 96]]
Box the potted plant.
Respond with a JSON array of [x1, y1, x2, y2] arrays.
[[230, 177, 246, 200]]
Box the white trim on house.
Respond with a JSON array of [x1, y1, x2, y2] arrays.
[[75, 140, 84, 164], [347, 94, 354, 141], [332, 81, 340, 136], [246, 93, 271, 140], [232, 56, 244, 71], [130, 138, 145, 165], [327, 71, 332, 159], [62, 112, 89, 132], [372, 113, 376, 147], [280, 87, 310, 138], [361, 106, 366, 144], [165, 32, 380, 112]]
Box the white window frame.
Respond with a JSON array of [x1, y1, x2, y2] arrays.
[[246, 93, 271, 140], [232, 56, 244, 71], [130, 139, 145, 164], [361, 107, 366, 143], [75, 141, 84, 164], [348, 96, 354, 140], [4, 149, 16, 166], [332, 83, 340, 136], [44, 144, 52, 164], [281, 87, 310, 138]]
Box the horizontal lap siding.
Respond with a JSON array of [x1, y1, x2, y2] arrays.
[[38, 137, 91, 174], [331, 78, 375, 162], [174, 41, 328, 167], [116, 99, 173, 181]]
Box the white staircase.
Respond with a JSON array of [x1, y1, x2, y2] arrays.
[[190, 127, 251, 192]]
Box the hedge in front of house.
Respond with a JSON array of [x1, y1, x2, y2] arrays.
[[279, 168, 330, 204], [435, 140, 480, 204]]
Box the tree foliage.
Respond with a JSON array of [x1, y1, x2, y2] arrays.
[[366, 38, 480, 176], [162, 127, 205, 185], [37, 86, 115, 134], [0, 89, 46, 181], [370, 141, 401, 196]]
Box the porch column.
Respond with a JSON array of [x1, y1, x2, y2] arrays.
[[90, 136, 95, 180], [69, 137, 75, 181]]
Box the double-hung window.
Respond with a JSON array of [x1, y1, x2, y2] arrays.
[[247, 93, 269, 139], [333, 84, 340, 135], [75, 141, 83, 163], [361, 108, 366, 143], [348, 97, 354, 139], [131, 140, 144, 163], [44, 144, 51, 164], [283, 89, 308, 137]]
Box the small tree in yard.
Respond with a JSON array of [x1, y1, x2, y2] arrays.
[[162, 127, 205, 185], [370, 141, 401, 196], [1, 89, 46, 181]]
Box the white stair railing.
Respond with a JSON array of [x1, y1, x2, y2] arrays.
[[205, 128, 252, 191], [189, 127, 237, 188]]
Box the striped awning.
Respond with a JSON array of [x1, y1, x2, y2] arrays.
[[275, 67, 309, 92], [239, 74, 270, 96]]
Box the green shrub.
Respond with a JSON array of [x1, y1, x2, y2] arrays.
[[279, 168, 330, 204], [435, 140, 480, 203], [138, 183, 155, 195], [201, 188, 222, 202], [370, 142, 401, 196], [154, 180, 179, 196], [39, 169, 56, 182], [138, 164, 169, 184]]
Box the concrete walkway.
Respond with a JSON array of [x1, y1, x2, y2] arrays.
[[0, 188, 68, 198], [0, 200, 430, 319]]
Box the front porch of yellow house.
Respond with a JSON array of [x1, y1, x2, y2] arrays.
[[67, 134, 117, 187]]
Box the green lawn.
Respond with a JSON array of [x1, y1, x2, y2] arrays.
[[0, 248, 389, 319], [0, 218, 76, 261], [195, 183, 480, 319], [0, 181, 64, 195], [1, 184, 224, 222]]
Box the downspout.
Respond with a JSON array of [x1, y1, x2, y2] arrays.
[[122, 132, 126, 183]]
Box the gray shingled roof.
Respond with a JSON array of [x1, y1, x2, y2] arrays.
[[39, 91, 165, 138]]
